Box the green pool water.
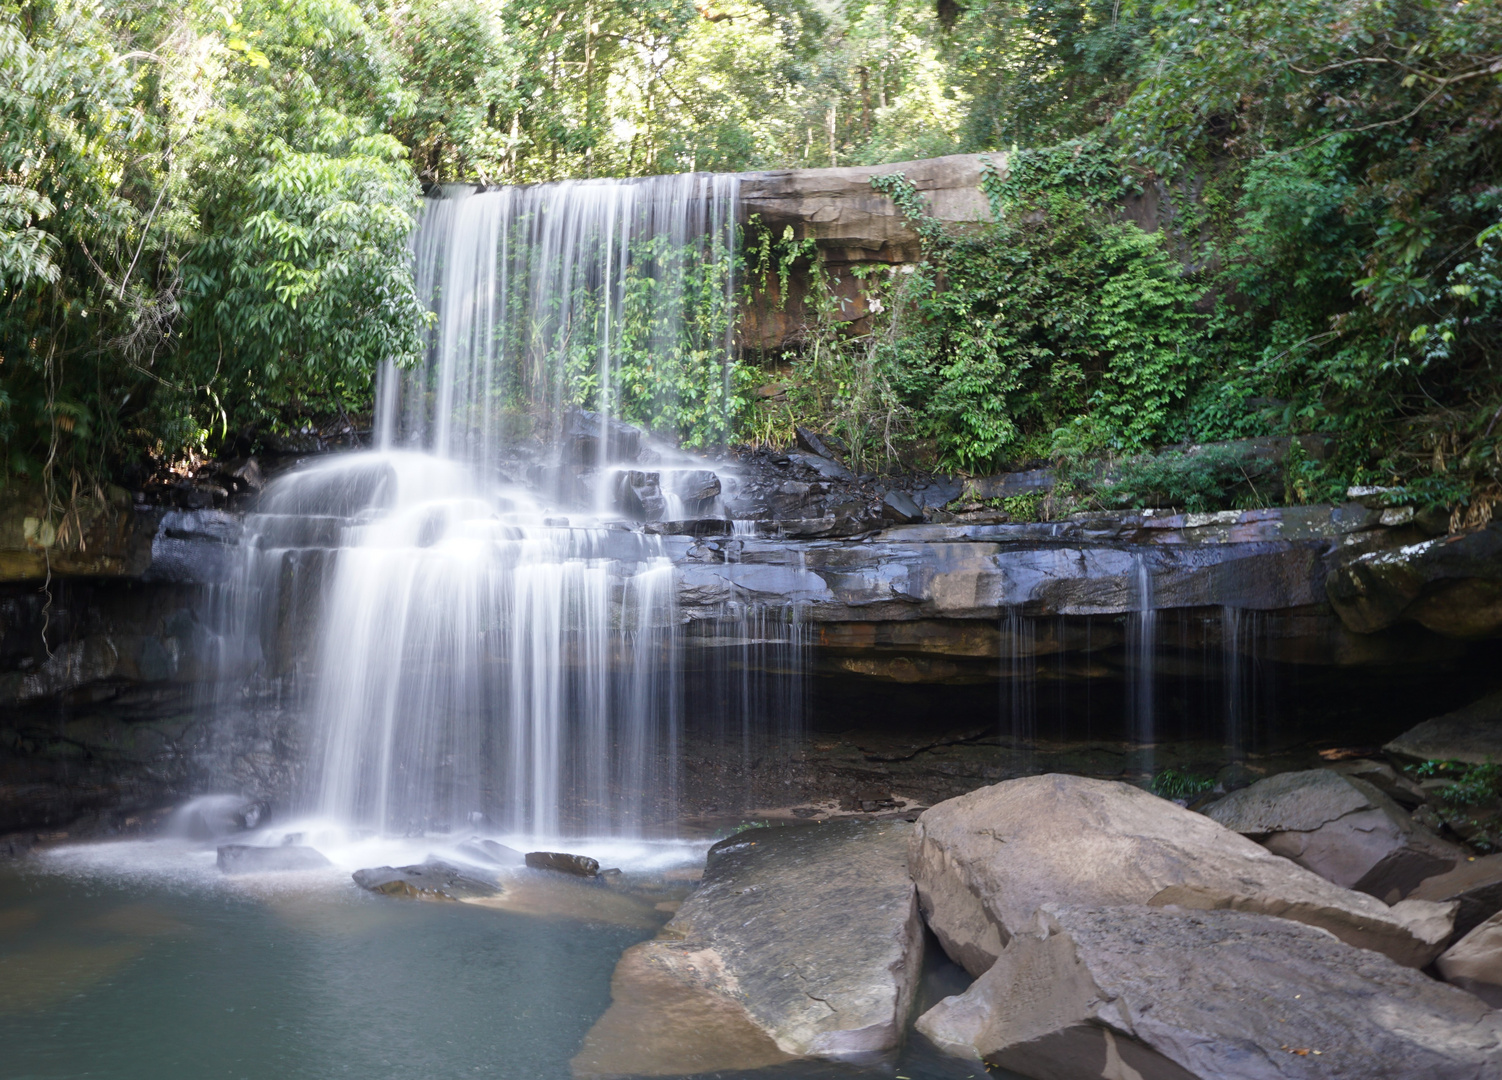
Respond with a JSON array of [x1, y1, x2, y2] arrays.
[[0, 842, 996, 1080]]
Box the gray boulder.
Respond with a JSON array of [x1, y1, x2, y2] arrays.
[[571, 820, 923, 1076], [910, 774, 1456, 972], [1409, 853, 1502, 938], [1437, 910, 1502, 1008], [352, 861, 499, 901], [1385, 690, 1502, 766], [917, 904, 1502, 1079], [217, 844, 331, 874], [1205, 769, 1463, 901]]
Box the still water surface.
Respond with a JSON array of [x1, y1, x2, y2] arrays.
[[0, 841, 997, 1080]]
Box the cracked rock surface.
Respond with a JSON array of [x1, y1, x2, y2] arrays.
[[1205, 769, 1464, 901], [909, 774, 1457, 973], [917, 904, 1502, 1080], [570, 819, 923, 1076]]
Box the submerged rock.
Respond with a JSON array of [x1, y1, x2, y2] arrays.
[[916, 904, 1502, 1079], [216, 844, 331, 874], [1204, 769, 1462, 901], [351, 861, 499, 901], [1384, 690, 1502, 766], [1409, 853, 1502, 938], [1437, 910, 1502, 1008], [910, 774, 1456, 972], [571, 820, 923, 1077], [524, 851, 600, 877]]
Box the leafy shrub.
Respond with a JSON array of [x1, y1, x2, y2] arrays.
[[1151, 769, 1216, 801], [1086, 444, 1277, 513]]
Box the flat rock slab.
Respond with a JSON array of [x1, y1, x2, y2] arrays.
[[910, 774, 1455, 972], [1205, 769, 1462, 900], [1385, 690, 1502, 765], [917, 904, 1502, 1079], [1438, 910, 1502, 1008], [217, 844, 331, 874], [571, 820, 923, 1077], [352, 861, 499, 901], [1410, 853, 1502, 938]]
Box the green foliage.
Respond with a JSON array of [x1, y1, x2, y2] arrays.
[[1150, 768, 1216, 801], [1414, 759, 1502, 809], [868, 147, 1207, 471], [1087, 445, 1276, 513]]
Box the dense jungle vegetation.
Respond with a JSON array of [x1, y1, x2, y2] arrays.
[[2, 0, 1500, 518]]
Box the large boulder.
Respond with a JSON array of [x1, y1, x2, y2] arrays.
[[571, 820, 923, 1076], [909, 774, 1456, 972], [1384, 690, 1502, 766], [1204, 769, 1463, 901], [1437, 910, 1502, 1008], [916, 904, 1502, 1079], [1409, 853, 1502, 938]]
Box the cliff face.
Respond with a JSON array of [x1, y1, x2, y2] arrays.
[[735, 154, 998, 350]]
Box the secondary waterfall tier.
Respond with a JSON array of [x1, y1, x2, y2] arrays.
[[380, 173, 741, 466]]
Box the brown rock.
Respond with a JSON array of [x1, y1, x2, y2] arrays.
[[1409, 854, 1502, 938], [1437, 910, 1502, 1008], [1204, 769, 1463, 901], [910, 774, 1457, 972]]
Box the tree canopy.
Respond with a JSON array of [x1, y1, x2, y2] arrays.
[[1, 0, 1499, 514]]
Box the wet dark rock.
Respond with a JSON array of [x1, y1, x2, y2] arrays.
[[456, 838, 526, 867], [217, 844, 331, 874], [880, 489, 922, 524], [352, 861, 500, 900], [645, 518, 732, 538], [564, 407, 644, 465], [1410, 854, 1502, 938], [614, 470, 668, 522], [1438, 910, 1502, 1007], [1385, 690, 1502, 766], [524, 850, 600, 877], [669, 470, 721, 507], [917, 904, 1502, 1078], [572, 819, 923, 1075], [1327, 523, 1502, 637], [794, 427, 844, 462], [910, 774, 1457, 972], [786, 451, 854, 482], [962, 469, 1055, 500], [1204, 769, 1463, 901]]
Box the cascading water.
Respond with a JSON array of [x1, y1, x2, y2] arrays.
[[1127, 553, 1158, 778], [218, 173, 755, 841]]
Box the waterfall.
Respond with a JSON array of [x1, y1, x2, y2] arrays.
[[1001, 607, 1037, 773], [219, 173, 749, 841], [380, 174, 741, 468], [1127, 553, 1157, 779]]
